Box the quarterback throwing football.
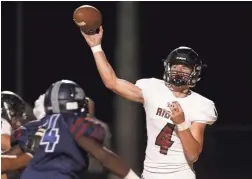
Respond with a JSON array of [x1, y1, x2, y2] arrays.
[[80, 26, 218, 179]]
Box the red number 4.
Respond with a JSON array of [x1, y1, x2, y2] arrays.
[[155, 123, 175, 155]]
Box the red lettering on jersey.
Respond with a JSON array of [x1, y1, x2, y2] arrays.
[[155, 123, 175, 155], [156, 107, 171, 119], [164, 111, 170, 119], [156, 108, 162, 116]]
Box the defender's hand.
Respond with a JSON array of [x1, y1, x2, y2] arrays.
[[168, 101, 185, 125], [81, 26, 103, 47]]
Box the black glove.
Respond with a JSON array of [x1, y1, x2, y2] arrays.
[[23, 128, 46, 155]]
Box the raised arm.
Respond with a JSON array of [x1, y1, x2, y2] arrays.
[[81, 27, 143, 104]]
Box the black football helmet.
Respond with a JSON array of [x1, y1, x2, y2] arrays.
[[163, 46, 206, 87], [1, 91, 27, 123], [44, 80, 88, 116]]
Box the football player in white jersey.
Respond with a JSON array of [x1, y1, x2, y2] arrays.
[[1, 91, 27, 179], [1, 91, 27, 153], [80, 26, 218, 179]]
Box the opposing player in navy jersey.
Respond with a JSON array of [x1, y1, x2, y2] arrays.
[[2, 80, 140, 179], [1, 96, 99, 172]]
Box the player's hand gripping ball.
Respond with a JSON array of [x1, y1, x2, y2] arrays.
[[73, 5, 102, 35]]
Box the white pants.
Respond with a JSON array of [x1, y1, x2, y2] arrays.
[[142, 169, 196, 179]]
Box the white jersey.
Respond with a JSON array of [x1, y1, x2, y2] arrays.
[[1, 118, 12, 153], [1, 118, 11, 136], [135, 78, 217, 176]]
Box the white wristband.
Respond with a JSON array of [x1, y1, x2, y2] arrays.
[[1, 155, 17, 158], [176, 121, 189, 131], [124, 169, 140, 179], [91, 44, 103, 53]]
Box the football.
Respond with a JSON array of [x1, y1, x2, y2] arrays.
[[73, 5, 102, 35]]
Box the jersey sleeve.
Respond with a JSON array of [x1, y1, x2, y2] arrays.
[[70, 117, 106, 144], [135, 78, 150, 90], [12, 126, 29, 150], [1, 118, 12, 136], [12, 121, 41, 150], [135, 78, 155, 106], [86, 117, 112, 147], [192, 102, 218, 125]]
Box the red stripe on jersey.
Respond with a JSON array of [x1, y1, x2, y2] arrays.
[[84, 117, 105, 143], [74, 122, 91, 140], [70, 118, 85, 134], [90, 125, 105, 143], [85, 117, 95, 121], [14, 127, 23, 140]]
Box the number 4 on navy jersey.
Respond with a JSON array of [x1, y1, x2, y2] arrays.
[[40, 114, 60, 152]]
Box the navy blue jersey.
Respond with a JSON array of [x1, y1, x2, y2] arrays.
[[17, 114, 105, 179]]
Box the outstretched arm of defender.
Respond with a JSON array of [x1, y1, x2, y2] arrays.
[[71, 119, 140, 179], [81, 27, 143, 104], [76, 135, 139, 179]]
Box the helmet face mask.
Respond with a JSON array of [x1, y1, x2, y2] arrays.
[[1, 91, 27, 126], [168, 66, 192, 87], [163, 46, 206, 88]]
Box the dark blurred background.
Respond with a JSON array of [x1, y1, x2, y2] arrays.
[[2, 1, 252, 179]]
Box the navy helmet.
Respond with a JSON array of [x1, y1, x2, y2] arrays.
[[44, 80, 88, 116]]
